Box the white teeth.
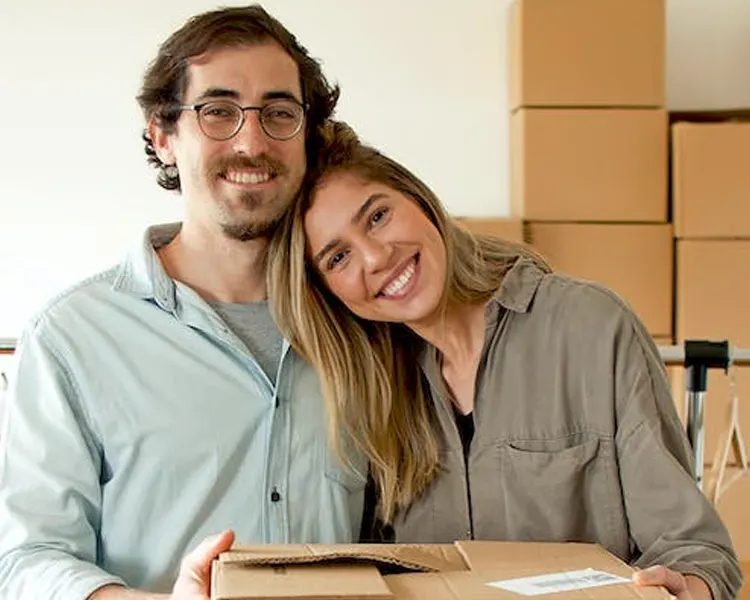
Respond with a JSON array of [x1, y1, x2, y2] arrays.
[[382, 261, 416, 297], [225, 171, 271, 184]]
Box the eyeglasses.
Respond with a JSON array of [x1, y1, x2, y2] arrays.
[[176, 98, 307, 141]]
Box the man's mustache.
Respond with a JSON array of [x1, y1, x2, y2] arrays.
[[210, 155, 286, 177]]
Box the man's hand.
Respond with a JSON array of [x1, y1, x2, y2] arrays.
[[171, 530, 235, 600], [633, 565, 712, 600], [89, 530, 236, 600]]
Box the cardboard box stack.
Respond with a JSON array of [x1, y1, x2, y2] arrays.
[[451, 0, 750, 583], [507, 0, 672, 342], [455, 217, 525, 244], [670, 110, 750, 561]]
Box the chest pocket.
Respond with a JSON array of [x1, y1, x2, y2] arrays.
[[494, 434, 617, 542]]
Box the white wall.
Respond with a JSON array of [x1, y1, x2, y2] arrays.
[[1, 0, 749, 339]]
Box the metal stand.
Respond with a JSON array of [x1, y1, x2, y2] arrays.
[[659, 341, 750, 488], [0, 338, 16, 353]]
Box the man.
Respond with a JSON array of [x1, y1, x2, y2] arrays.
[[0, 5, 365, 599]]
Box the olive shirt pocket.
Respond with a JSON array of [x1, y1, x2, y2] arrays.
[[492, 433, 620, 544]]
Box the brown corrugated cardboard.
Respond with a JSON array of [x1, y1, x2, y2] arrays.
[[212, 544, 467, 600], [451, 541, 637, 575], [713, 458, 750, 561], [214, 564, 391, 600], [671, 114, 750, 239], [526, 223, 673, 337], [217, 543, 468, 572], [508, 0, 665, 110], [510, 109, 667, 222], [454, 218, 525, 243], [211, 541, 672, 600], [674, 239, 750, 558]]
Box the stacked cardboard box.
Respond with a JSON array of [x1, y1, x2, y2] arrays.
[[454, 217, 525, 244], [507, 0, 672, 341], [671, 110, 750, 560]]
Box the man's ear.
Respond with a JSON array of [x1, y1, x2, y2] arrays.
[[148, 118, 175, 166]]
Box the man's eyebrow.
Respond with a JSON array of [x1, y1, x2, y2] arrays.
[[262, 90, 302, 104], [192, 87, 240, 103], [188, 88, 302, 105], [312, 193, 388, 266]]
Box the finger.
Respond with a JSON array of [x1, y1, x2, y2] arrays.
[[633, 565, 688, 595], [184, 530, 236, 579]]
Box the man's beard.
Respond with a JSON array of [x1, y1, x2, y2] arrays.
[[209, 154, 291, 242], [221, 194, 285, 241]]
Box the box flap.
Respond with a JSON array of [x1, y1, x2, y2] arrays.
[[387, 542, 671, 600], [456, 541, 632, 577], [213, 562, 391, 600], [385, 570, 671, 600], [220, 543, 468, 574]]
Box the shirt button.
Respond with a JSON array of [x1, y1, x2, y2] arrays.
[[271, 489, 281, 502]]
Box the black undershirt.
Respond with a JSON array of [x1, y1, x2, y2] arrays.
[[453, 408, 475, 458], [359, 406, 476, 542]]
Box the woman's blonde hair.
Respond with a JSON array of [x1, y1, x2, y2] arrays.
[[268, 121, 549, 523]]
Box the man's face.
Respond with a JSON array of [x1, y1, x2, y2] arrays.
[[154, 42, 307, 241]]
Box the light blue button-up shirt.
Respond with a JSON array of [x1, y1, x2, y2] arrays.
[[0, 224, 366, 599]]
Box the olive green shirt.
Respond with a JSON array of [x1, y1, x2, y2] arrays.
[[391, 258, 742, 600]]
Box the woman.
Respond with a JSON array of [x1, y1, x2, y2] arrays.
[[267, 121, 741, 600]]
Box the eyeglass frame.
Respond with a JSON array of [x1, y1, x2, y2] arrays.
[[175, 97, 309, 142]]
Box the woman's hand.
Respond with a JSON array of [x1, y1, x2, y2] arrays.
[[633, 565, 712, 600]]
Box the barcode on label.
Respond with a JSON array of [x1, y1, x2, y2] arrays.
[[487, 568, 631, 596]]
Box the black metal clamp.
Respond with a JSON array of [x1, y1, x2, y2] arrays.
[[680, 341, 731, 489]]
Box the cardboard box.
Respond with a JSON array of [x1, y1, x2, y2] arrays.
[[674, 240, 750, 558], [671, 113, 750, 238], [742, 561, 750, 599], [508, 0, 665, 110], [211, 541, 672, 600], [712, 475, 750, 562], [454, 218, 525, 243], [511, 109, 667, 222], [526, 223, 673, 337]]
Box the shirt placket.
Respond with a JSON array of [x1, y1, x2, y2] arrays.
[[263, 346, 292, 543]]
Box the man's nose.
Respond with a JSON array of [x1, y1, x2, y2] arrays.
[[231, 110, 271, 156]]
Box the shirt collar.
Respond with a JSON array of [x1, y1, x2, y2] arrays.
[[490, 256, 546, 314], [111, 222, 182, 312], [417, 257, 547, 371]]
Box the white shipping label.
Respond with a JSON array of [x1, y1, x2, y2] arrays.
[[487, 568, 631, 596]]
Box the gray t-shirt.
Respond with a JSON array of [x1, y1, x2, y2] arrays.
[[210, 300, 283, 383]]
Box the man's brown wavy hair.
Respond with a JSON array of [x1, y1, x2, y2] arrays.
[[136, 4, 339, 191]]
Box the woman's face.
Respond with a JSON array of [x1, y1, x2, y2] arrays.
[[304, 172, 448, 326]]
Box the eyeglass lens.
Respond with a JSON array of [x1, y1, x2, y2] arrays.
[[198, 100, 304, 140]]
